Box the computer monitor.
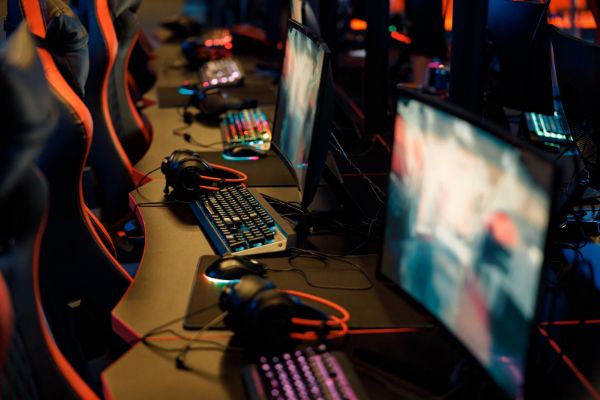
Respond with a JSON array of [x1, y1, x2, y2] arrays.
[[289, 0, 321, 35], [487, 0, 554, 115], [550, 27, 600, 170], [550, 27, 600, 127], [379, 89, 555, 398], [272, 20, 333, 209], [290, 0, 303, 23]]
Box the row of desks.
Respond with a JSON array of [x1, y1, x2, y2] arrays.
[[101, 43, 434, 399], [101, 42, 600, 399]]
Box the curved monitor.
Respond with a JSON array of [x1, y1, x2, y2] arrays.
[[487, 0, 554, 115], [379, 90, 555, 398], [272, 20, 332, 208], [550, 26, 600, 134]]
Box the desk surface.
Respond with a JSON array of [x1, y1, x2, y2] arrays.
[[103, 39, 435, 399], [134, 44, 278, 175], [110, 178, 429, 339], [101, 31, 600, 400]]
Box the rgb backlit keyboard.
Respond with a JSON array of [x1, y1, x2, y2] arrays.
[[221, 108, 272, 152], [189, 185, 295, 257], [241, 346, 366, 400]]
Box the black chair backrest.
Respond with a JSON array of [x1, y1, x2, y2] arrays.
[[0, 23, 99, 400], [70, 0, 139, 224]]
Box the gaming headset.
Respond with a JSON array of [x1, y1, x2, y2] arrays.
[[179, 85, 258, 120], [220, 275, 350, 354], [161, 149, 247, 196]]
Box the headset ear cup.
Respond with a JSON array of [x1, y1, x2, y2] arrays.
[[245, 289, 297, 354], [221, 276, 274, 334], [161, 150, 214, 195]]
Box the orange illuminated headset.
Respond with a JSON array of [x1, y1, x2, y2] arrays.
[[161, 149, 247, 196], [220, 275, 349, 353]]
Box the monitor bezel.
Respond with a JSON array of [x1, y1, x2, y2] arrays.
[[376, 87, 559, 399], [271, 18, 332, 209]]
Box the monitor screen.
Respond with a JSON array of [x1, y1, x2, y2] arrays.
[[380, 92, 554, 398], [272, 21, 331, 207]]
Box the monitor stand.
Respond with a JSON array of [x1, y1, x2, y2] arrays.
[[295, 153, 364, 234]]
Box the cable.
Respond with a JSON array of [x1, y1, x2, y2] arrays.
[[171, 92, 224, 149], [175, 311, 233, 369], [347, 326, 434, 335], [262, 192, 382, 249], [204, 163, 248, 183], [141, 305, 245, 370], [261, 193, 306, 213], [142, 302, 220, 341], [330, 131, 386, 204], [135, 166, 162, 196], [172, 128, 224, 149], [264, 248, 374, 291], [278, 289, 350, 341], [530, 0, 552, 44]]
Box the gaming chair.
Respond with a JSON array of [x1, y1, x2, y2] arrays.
[[5, 0, 135, 385], [128, 29, 158, 98], [0, 274, 12, 395], [65, 0, 138, 224], [114, 0, 158, 99], [110, 5, 154, 164], [0, 23, 102, 399]]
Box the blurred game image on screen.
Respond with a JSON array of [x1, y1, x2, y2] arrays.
[[273, 24, 325, 192], [290, 0, 303, 23], [380, 96, 553, 398]]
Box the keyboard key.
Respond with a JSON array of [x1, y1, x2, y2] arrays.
[[241, 347, 364, 400], [189, 185, 295, 256]]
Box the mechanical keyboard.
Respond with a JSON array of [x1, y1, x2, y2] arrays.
[[525, 111, 573, 144], [221, 108, 272, 152], [241, 346, 367, 400], [199, 58, 243, 88], [189, 185, 295, 256], [201, 28, 233, 49]]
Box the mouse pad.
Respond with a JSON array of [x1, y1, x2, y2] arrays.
[[199, 151, 297, 187], [183, 255, 430, 330]]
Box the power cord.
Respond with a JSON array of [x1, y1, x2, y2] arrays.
[[135, 166, 162, 196], [260, 192, 382, 251], [329, 131, 386, 205], [174, 311, 241, 370], [141, 303, 244, 370], [142, 302, 220, 340]]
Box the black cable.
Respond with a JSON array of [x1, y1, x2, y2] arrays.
[[261, 194, 305, 212], [139, 305, 247, 368], [172, 127, 224, 149], [173, 311, 245, 369], [264, 248, 375, 291], [530, 0, 552, 44], [135, 166, 162, 195], [142, 302, 220, 340], [262, 191, 381, 242], [329, 132, 386, 204]]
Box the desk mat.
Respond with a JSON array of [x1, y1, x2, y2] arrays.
[[157, 86, 190, 108], [199, 151, 297, 187], [184, 255, 429, 330]]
